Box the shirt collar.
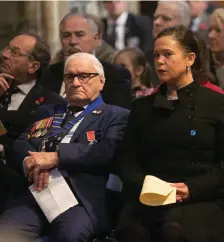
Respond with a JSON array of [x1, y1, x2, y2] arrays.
[[17, 79, 36, 95]]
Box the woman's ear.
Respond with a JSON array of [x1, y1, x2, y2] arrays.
[[135, 65, 144, 78], [28, 61, 40, 74], [187, 52, 196, 67]]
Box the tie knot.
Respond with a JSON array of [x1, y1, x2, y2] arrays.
[[67, 105, 84, 115]]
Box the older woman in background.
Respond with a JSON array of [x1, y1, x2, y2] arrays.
[[208, 8, 224, 88], [116, 25, 224, 242]]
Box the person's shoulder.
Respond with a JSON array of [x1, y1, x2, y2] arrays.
[[105, 103, 129, 113], [38, 84, 67, 104], [48, 61, 64, 74]]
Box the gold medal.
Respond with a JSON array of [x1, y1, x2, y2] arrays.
[[34, 129, 42, 138]]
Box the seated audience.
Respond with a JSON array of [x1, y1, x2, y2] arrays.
[[40, 13, 132, 109], [208, 8, 224, 88], [116, 25, 224, 242], [114, 48, 155, 100], [0, 52, 129, 242]]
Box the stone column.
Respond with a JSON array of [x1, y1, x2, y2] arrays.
[[24, 1, 42, 36]]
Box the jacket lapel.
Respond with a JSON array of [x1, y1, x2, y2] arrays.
[[18, 83, 43, 113], [70, 103, 106, 142]]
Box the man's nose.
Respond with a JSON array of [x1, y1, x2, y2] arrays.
[[72, 76, 81, 86], [69, 34, 78, 46], [153, 17, 162, 26], [1, 48, 10, 59]]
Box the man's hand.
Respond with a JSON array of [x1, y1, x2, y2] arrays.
[[27, 151, 58, 192], [170, 183, 190, 203], [24, 156, 36, 182], [0, 73, 14, 96], [33, 170, 50, 192]]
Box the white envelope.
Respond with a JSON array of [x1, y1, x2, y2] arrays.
[[29, 168, 78, 222], [139, 175, 176, 206]]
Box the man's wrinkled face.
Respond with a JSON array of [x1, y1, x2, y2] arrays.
[[64, 57, 104, 106], [60, 15, 99, 58]]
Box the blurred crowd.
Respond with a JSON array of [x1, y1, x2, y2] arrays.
[[0, 1, 223, 242]]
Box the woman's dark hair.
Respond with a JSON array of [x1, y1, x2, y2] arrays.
[[115, 47, 153, 88], [155, 25, 214, 83]]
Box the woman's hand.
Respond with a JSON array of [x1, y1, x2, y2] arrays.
[[170, 182, 190, 203]]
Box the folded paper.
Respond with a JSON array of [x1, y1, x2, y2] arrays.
[[30, 168, 78, 222], [139, 175, 176, 206]]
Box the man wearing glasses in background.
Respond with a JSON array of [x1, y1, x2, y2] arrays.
[[0, 52, 129, 242], [0, 33, 64, 210]]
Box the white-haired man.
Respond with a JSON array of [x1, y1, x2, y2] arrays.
[[0, 52, 129, 242]]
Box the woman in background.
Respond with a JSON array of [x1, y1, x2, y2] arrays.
[[208, 8, 224, 88], [114, 48, 155, 100], [116, 25, 224, 242]]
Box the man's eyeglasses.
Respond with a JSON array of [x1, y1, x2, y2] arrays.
[[3, 45, 34, 60], [64, 73, 99, 83]]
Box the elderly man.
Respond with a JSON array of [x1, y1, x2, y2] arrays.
[[40, 13, 132, 109], [0, 52, 129, 242]]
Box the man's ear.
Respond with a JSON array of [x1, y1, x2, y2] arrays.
[[28, 61, 40, 74]]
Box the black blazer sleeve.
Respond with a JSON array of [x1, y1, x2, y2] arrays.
[[185, 95, 224, 201]]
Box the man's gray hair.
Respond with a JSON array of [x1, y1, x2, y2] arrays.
[[59, 12, 98, 35], [64, 53, 105, 80], [158, 1, 191, 27]]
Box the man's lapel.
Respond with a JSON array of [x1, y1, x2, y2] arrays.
[[18, 83, 44, 113], [70, 103, 106, 142]]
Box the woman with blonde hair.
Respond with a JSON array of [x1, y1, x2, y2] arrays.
[[208, 8, 224, 88]]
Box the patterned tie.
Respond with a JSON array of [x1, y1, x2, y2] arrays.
[[0, 86, 20, 110]]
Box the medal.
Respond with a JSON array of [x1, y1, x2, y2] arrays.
[[86, 130, 96, 145], [34, 129, 42, 138], [41, 128, 48, 136]]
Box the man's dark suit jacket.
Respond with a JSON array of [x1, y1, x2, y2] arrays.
[[39, 61, 132, 109], [116, 81, 224, 239], [7, 101, 129, 234], [103, 12, 153, 53], [0, 82, 65, 143]]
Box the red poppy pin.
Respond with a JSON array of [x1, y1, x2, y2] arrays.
[[35, 97, 45, 105], [199, 23, 207, 30]]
